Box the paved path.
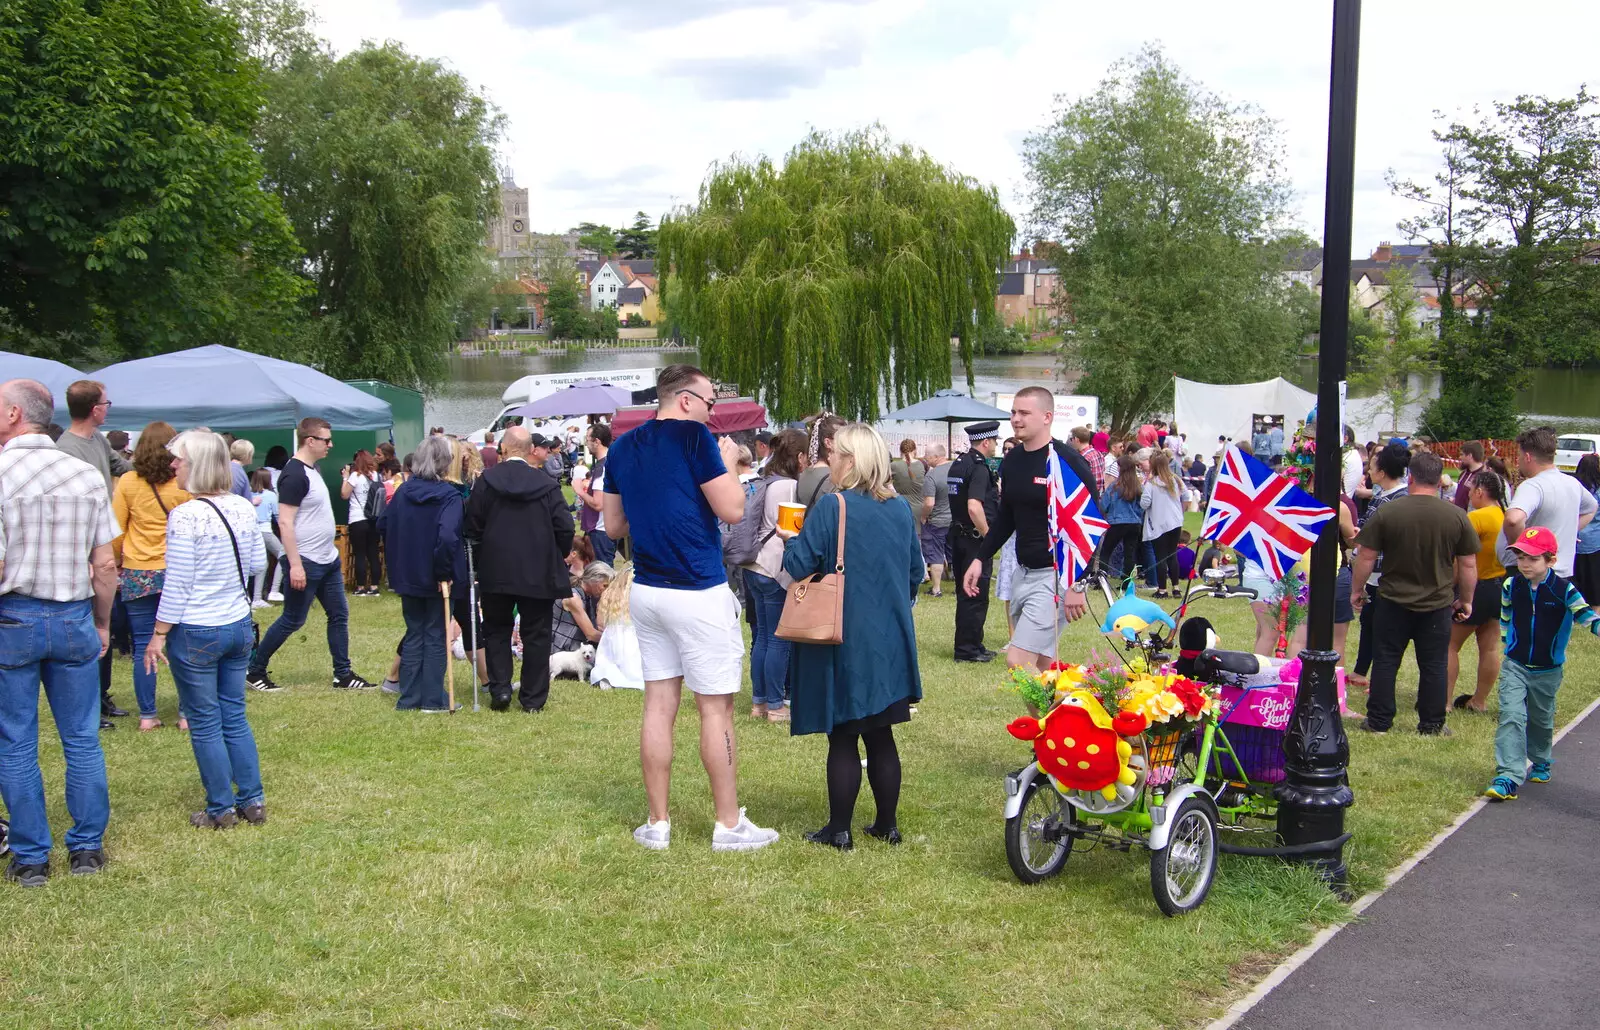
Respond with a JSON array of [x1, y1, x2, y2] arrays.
[[1233, 704, 1600, 1030]]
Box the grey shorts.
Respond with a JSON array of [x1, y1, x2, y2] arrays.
[[1008, 566, 1066, 658], [920, 521, 950, 565]]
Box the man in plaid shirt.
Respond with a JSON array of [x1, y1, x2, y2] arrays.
[[0, 379, 119, 887]]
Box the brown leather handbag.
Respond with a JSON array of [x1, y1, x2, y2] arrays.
[[776, 491, 846, 644]]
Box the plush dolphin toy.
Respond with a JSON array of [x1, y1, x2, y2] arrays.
[[1099, 581, 1177, 642]]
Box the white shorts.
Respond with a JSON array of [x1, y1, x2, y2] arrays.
[[630, 581, 745, 695]]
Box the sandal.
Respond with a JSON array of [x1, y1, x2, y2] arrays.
[[138, 718, 162, 732], [1452, 695, 1487, 713], [178, 717, 190, 732], [1347, 673, 1369, 688]]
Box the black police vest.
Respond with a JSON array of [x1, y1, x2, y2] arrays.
[[947, 452, 984, 530]]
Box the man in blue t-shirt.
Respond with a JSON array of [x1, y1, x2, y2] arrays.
[[603, 364, 779, 854]]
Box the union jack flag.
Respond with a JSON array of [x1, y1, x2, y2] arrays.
[[1202, 445, 1335, 579], [1047, 445, 1107, 589]]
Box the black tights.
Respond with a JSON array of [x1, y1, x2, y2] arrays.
[[824, 726, 901, 834]]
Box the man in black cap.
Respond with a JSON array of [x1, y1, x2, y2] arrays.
[[752, 430, 774, 472], [947, 420, 1000, 662]]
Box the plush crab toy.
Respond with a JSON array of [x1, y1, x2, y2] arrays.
[[1008, 689, 1149, 799]]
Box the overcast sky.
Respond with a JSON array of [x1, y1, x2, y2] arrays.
[[306, 0, 1598, 254]]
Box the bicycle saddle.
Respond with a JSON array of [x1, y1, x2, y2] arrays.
[[1193, 648, 1261, 679]]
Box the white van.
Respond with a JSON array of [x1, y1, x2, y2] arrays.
[[467, 366, 658, 444]]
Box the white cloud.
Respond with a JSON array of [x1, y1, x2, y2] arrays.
[[304, 0, 1600, 249]]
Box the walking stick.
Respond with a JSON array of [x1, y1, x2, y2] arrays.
[[466, 539, 480, 712], [441, 581, 456, 712]]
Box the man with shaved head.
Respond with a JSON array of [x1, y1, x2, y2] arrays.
[[0, 380, 119, 886], [465, 422, 574, 712]]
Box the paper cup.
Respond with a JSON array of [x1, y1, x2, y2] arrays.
[[777, 502, 806, 533]]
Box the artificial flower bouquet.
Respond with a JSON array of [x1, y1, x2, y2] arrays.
[[1007, 652, 1218, 738]]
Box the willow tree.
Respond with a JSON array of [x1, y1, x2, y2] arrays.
[[657, 129, 1014, 422]]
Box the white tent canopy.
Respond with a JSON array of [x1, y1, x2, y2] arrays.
[[1173, 377, 1316, 457]]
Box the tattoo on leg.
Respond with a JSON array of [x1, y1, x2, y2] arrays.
[[724, 730, 733, 767]]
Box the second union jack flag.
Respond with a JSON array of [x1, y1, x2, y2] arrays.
[[1202, 445, 1334, 579]]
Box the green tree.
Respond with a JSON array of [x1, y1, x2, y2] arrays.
[[256, 42, 502, 386], [588, 303, 619, 340], [575, 222, 618, 256], [615, 211, 657, 259], [0, 0, 305, 362], [1024, 47, 1302, 433], [540, 258, 589, 339], [1351, 265, 1436, 433], [1408, 90, 1600, 438], [659, 127, 1013, 421]]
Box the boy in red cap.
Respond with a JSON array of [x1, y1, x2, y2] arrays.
[[1484, 527, 1600, 800]]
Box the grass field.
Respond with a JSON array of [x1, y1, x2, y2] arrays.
[[2, 540, 1596, 1029]]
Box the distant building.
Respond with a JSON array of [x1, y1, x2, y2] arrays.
[[577, 258, 629, 310], [994, 252, 1065, 328], [485, 179, 584, 274]]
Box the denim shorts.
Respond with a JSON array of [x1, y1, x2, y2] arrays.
[[1334, 565, 1354, 624]]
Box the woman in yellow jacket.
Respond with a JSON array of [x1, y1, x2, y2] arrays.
[[112, 422, 191, 730]]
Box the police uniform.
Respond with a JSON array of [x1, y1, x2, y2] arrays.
[[948, 421, 1000, 661]]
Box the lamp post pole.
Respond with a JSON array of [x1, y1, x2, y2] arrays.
[[1275, 0, 1360, 889]]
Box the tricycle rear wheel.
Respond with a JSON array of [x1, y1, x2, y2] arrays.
[[1149, 796, 1218, 915], [1005, 777, 1074, 883]]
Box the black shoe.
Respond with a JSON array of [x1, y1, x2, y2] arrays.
[[1418, 724, 1454, 738], [953, 652, 994, 664], [236, 802, 267, 826], [332, 673, 374, 690], [979, 648, 998, 659], [99, 718, 115, 731], [862, 822, 902, 845], [6, 859, 48, 887], [1356, 718, 1388, 734], [489, 690, 512, 712], [246, 671, 284, 692], [68, 849, 105, 875], [191, 810, 238, 830], [102, 698, 129, 718], [521, 705, 545, 714], [804, 827, 853, 851]]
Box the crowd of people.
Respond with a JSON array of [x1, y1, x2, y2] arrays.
[[2, 366, 1597, 884]]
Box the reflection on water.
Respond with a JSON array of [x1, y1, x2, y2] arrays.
[[426, 348, 1599, 437]]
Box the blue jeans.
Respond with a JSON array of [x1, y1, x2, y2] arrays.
[[123, 593, 163, 718], [0, 596, 109, 865], [168, 619, 263, 817], [1141, 541, 1159, 587], [397, 593, 448, 711], [250, 556, 350, 680], [589, 529, 617, 566], [1494, 659, 1563, 786], [744, 570, 789, 709]]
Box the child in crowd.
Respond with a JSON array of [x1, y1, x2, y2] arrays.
[[591, 563, 643, 691], [1175, 530, 1196, 581], [1484, 527, 1600, 801], [250, 468, 284, 606]]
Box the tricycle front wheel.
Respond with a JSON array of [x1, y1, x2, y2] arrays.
[[1149, 796, 1218, 916], [1005, 776, 1074, 884]]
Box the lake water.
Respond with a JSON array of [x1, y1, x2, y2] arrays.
[[426, 347, 1600, 438]]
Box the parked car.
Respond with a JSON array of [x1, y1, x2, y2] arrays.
[[1556, 433, 1600, 474]]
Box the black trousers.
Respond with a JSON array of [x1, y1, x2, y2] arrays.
[[1366, 596, 1453, 731], [1151, 527, 1183, 590], [1097, 523, 1143, 586], [950, 528, 991, 659], [481, 593, 555, 711], [1353, 583, 1379, 675], [348, 519, 380, 589]]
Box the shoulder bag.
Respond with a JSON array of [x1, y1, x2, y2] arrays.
[[197, 498, 262, 649], [776, 491, 846, 645]]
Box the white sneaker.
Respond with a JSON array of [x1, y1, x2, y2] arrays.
[[267, 592, 284, 603], [633, 819, 671, 851], [451, 637, 467, 660], [711, 808, 779, 852], [251, 599, 270, 609]]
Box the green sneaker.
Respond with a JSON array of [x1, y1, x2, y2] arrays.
[[1483, 776, 1519, 801], [1528, 762, 1551, 784]]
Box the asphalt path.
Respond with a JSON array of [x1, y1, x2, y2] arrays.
[[1235, 704, 1600, 1030]]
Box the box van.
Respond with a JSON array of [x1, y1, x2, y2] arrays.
[[1556, 433, 1600, 474]]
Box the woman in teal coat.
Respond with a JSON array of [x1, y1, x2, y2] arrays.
[[779, 423, 924, 850]]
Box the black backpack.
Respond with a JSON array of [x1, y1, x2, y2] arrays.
[[724, 474, 780, 565], [361, 474, 387, 522]]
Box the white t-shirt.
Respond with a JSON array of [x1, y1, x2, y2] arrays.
[[1342, 447, 1365, 498], [1501, 467, 1599, 578], [346, 471, 379, 524], [277, 458, 338, 565], [590, 465, 607, 534]]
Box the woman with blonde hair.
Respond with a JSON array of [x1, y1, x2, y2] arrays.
[[111, 421, 191, 730], [1140, 448, 1185, 598], [145, 430, 268, 828], [778, 423, 924, 850]]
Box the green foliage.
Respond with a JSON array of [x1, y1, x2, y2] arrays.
[[975, 321, 1029, 355], [540, 259, 590, 339], [615, 211, 657, 259], [575, 222, 618, 256], [1403, 89, 1600, 436], [659, 127, 1014, 422], [589, 303, 619, 340], [256, 41, 502, 387], [1350, 264, 1436, 433], [0, 0, 305, 356], [1024, 47, 1302, 433]]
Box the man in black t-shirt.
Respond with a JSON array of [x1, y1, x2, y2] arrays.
[[964, 387, 1100, 671], [947, 421, 999, 662]]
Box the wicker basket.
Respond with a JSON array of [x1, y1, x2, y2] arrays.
[[1142, 727, 1186, 787]]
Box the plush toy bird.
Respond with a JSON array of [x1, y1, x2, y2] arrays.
[[1099, 582, 1177, 642], [1007, 689, 1147, 799]]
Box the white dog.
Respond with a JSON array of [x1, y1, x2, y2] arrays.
[[549, 643, 596, 680]]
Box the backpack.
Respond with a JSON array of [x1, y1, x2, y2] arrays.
[[724, 474, 780, 565], [362, 473, 387, 522]]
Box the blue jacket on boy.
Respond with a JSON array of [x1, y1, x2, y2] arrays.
[[1500, 569, 1600, 669]]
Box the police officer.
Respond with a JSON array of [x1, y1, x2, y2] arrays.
[[947, 421, 1000, 662]]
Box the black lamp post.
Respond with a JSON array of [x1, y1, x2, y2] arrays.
[[1274, 0, 1360, 888]]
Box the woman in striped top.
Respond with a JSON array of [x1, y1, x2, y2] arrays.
[[145, 431, 268, 830]]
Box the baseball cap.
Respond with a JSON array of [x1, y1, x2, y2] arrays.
[[1508, 526, 1558, 557]]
